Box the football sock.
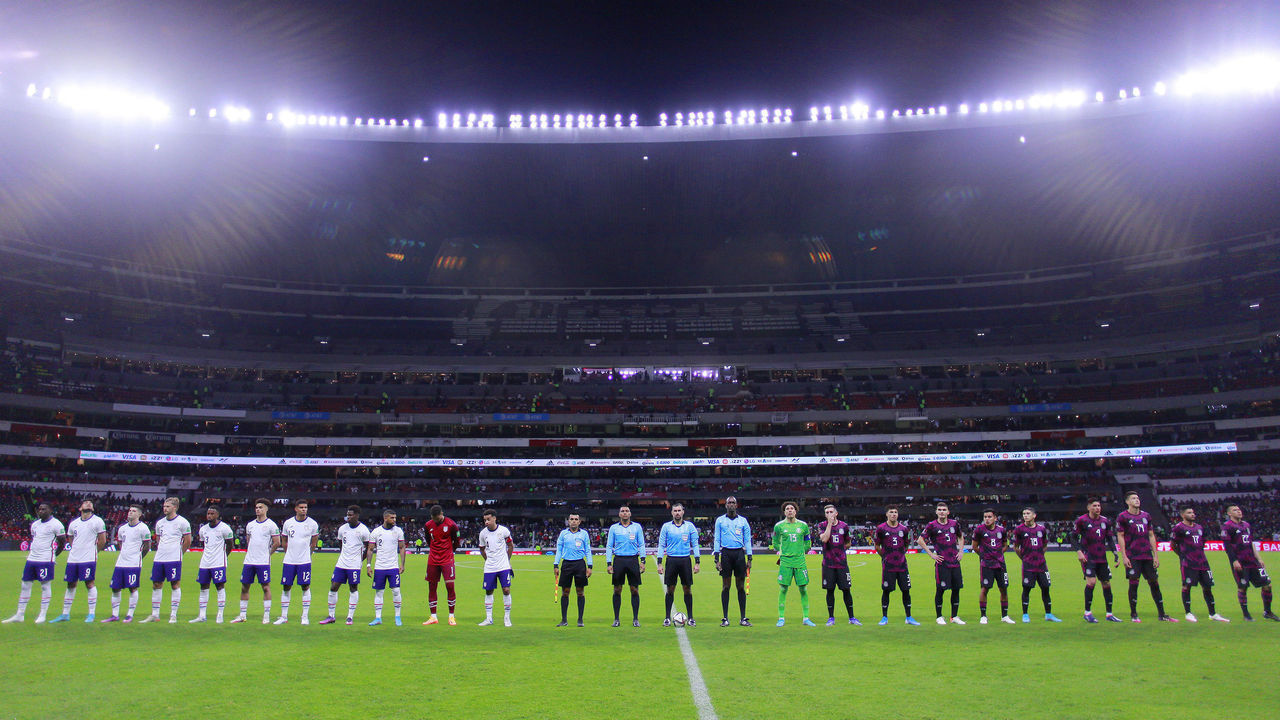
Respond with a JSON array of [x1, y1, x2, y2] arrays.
[[1103, 586, 1114, 613], [881, 590, 890, 616], [723, 588, 732, 618], [1182, 588, 1192, 614], [15, 581, 31, 616], [842, 588, 854, 619], [1150, 583, 1166, 616], [1128, 582, 1139, 615], [1021, 587, 1032, 615], [1084, 584, 1094, 611], [216, 588, 226, 617], [683, 591, 693, 619], [263, 599, 271, 620], [739, 585, 749, 618], [577, 594, 585, 622], [428, 582, 438, 613], [612, 592, 622, 621], [1263, 587, 1273, 614], [798, 585, 809, 617], [950, 589, 960, 618], [110, 591, 121, 617], [38, 581, 51, 617], [1040, 587, 1051, 614], [391, 587, 402, 617], [170, 589, 181, 617], [198, 589, 209, 616], [62, 586, 76, 614], [375, 589, 384, 620], [1203, 588, 1215, 615], [1000, 598, 1009, 617], [240, 599, 249, 616], [152, 591, 163, 617], [301, 589, 311, 619], [560, 594, 569, 622], [979, 598, 987, 617], [778, 585, 788, 618], [484, 594, 494, 620], [446, 581, 456, 612], [826, 588, 836, 618], [87, 586, 97, 616], [901, 588, 911, 615], [280, 591, 290, 619], [347, 591, 358, 620], [503, 594, 511, 617], [631, 592, 640, 621], [127, 592, 138, 616], [934, 587, 945, 618], [665, 592, 674, 618], [328, 590, 339, 617]]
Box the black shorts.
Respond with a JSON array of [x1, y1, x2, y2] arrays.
[[980, 565, 1009, 589], [822, 565, 851, 591], [881, 568, 910, 592], [934, 564, 963, 590], [1233, 566, 1270, 589], [1125, 559, 1158, 582], [557, 559, 589, 589], [611, 556, 642, 587], [1181, 567, 1214, 588], [1081, 561, 1112, 582], [1022, 570, 1051, 589], [718, 549, 749, 579], [663, 556, 694, 587]]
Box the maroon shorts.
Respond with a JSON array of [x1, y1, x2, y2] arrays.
[[426, 562, 456, 583]]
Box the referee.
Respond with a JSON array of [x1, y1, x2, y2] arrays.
[[553, 512, 593, 627], [657, 503, 700, 627], [605, 505, 646, 627], [713, 496, 753, 627]]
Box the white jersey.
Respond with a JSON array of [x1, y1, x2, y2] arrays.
[[336, 523, 371, 570], [243, 518, 280, 565], [115, 523, 151, 568], [65, 515, 107, 564], [152, 515, 192, 562], [479, 525, 513, 573], [198, 522, 235, 569], [281, 516, 320, 565], [26, 517, 66, 563], [369, 525, 405, 570]]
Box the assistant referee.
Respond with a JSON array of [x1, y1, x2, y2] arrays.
[[713, 496, 753, 627], [605, 505, 646, 627], [553, 512, 593, 627]]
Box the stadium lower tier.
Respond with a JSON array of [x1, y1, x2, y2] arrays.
[[1, 551, 1276, 719]]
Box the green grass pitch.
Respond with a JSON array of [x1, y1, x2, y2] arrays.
[[1, 550, 1278, 720]]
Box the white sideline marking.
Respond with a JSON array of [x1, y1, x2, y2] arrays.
[[675, 626, 718, 720]]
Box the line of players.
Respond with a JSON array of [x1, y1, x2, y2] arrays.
[[3, 491, 1276, 627]]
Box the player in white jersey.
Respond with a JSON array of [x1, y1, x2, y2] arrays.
[[4, 503, 66, 624], [366, 509, 407, 626], [50, 500, 108, 623], [191, 506, 235, 623], [143, 497, 192, 623], [322, 505, 371, 625], [102, 505, 151, 623], [232, 498, 281, 624], [478, 509, 514, 627], [276, 499, 320, 625]]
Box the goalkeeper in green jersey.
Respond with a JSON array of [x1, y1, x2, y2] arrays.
[[771, 502, 816, 627]]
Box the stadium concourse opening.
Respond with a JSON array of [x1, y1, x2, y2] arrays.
[[3, 2, 1280, 718]]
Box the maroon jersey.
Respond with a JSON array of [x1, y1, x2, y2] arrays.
[[971, 523, 1007, 569], [815, 520, 850, 569], [1221, 520, 1262, 569], [874, 522, 911, 572], [424, 517, 460, 566], [1073, 514, 1112, 564], [1170, 522, 1210, 571], [1011, 523, 1049, 572], [1116, 510, 1155, 561], [922, 519, 962, 568]]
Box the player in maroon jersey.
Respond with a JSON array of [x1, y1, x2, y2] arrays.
[[1011, 507, 1061, 623], [971, 508, 1014, 624], [1170, 507, 1228, 622], [873, 505, 918, 625], [917, 502, 965, 625], [422, 505, 460, 626], [1072, 497, 1120, 623], [1221, 504, 1277, 621], [1115, 491, 1174, 622]]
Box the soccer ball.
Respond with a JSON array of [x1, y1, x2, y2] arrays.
[[671, 612, 687, 627]]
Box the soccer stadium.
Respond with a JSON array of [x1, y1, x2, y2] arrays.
[[3, 2, 1280, 718]]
